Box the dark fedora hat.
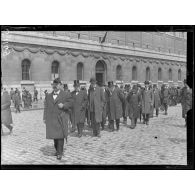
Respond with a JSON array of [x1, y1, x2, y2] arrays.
[[108, 81, 114, 87], [90, 77, 96, 83], [144, 80, 149, 85], [53, 78, 62, 85], [73, 80, 80, 87]]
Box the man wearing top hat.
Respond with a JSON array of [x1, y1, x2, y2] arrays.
[[88, 77, 105, 137], [43, 78, 73, 160], [141, 81, 154, 125], [70, 80, 88, 137], [106, 81, 124, 131]]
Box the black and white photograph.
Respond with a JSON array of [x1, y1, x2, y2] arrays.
[[1, 27, 193, 168]]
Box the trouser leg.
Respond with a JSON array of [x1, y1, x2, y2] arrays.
[[116, 119, 120, 130], [135, 118, 137, 126], [130, 118, 135, 129], [143, 114, 146, 124], [57, 139, 64, 156], [156, 108, 159, 116], [4, 124, 13, 132], [91, 112, 96, 136], [96, 122, 100, 136], [164, 104, 168, 115], [110, 120, 114, 131], [54, 139, 57, 152], [146, 114, 150, 125]]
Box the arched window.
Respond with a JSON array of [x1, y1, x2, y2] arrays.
[[77, 62, 84, 80], [146, 67, 150, 81], [158, 68, 162, 81], [51, 61, 59, 80], [132, 66, 137, 81], [116, 65, 122, 81], [178, 69, 181, 81], [22, 59, 31, 80], [168, 68, 172, 81]]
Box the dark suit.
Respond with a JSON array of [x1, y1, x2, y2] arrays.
[[71, 89, 88, 136], [43, 89, 73, 156], [88, 85, 105, 136]]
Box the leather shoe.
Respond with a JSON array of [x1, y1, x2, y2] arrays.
[[57, 155, 62, 160]]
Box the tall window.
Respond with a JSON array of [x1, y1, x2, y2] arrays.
[[158, 68, 162, 81], [178, 69, 181, 81], [132, 66, 137, 81], [77, 62, 84, 80], [116, 65, 122, 81], [22, 59, 31, 80], [146, 67, 150, 81], [168, 68, 172, 81], [51, 61, 59, 80]]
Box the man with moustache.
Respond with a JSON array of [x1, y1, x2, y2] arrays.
[[43, 78, 73, 160], [71, 80, 88, 137]]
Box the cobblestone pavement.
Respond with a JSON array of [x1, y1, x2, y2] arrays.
[[1, 104, 187, 165]]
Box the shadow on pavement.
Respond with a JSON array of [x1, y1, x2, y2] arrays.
[[40, 145, 55, 156]]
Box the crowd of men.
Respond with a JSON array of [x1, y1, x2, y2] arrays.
[[1, 77, 192, 160], [43, 77, 192, 160]]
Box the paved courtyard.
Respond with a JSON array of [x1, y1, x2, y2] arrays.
[[1, 104, 187, 165]]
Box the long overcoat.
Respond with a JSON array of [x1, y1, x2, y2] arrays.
[[127, 91, 141, 119], [122, 90, 129, 118], [71, 89, 88, 125], [1, 91, 13, 126], [141, 88, 154, 114], [153, 89, 161, 109], [107, 87, 124, 120], [161, 88, 170, 105], [180, 87, 192, 118], [88, 85, 105, 123], [43, 90, 73, 139]]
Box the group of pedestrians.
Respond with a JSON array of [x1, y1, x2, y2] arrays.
[[43, 77, 192, 160]]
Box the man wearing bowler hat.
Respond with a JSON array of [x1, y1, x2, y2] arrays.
[[71, 80, 88, 137], [141, 81, 154, 125], [43, 78, 73, 160], [88, 77, 105, 137]]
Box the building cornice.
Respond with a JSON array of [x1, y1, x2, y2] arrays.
[[2, 31, 186, 63]]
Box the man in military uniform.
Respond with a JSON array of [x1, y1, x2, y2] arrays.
[[88, 77, 105, 137], [43, 78, 73, 160], [141, 81, 154, 125], [71, 80, 88, 137], [106, 81, 124, 131]]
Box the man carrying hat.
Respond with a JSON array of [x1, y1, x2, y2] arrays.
[[43, 78, 73, 160], [141, 81, 154, 125], [106, 81, 124, 131], [70, 80, 88, 137], [88, 77, 105, 137]]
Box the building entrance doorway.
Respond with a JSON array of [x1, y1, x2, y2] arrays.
[[95, 60, 107, 86]]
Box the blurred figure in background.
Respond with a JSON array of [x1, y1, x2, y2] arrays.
[[33, 87, 38, 102], [180, 79, 192, 127], [153, 84, 161, 117], [13, 89, 21, 113], [1, 84, 13, 135]]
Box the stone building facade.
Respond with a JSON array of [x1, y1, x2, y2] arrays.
[[1, 31, 186, 97]]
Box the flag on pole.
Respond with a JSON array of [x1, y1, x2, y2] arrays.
[[101, 32, 108, 44]]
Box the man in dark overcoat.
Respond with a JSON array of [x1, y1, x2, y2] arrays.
[[43, 78, 73, 160], [107, 81, 124, 131], [180, 79, 192, 126], [88, 77, 105, 137], [153, 84, 161, 117], [100, 84, 107, 130], [127, 85, 141, 129], [122, 84, 130, 125], [141, 81, 154, 125], [1, 84, 13, 135], [161, 84, 170, 115], [71, 80, 88, 137]]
